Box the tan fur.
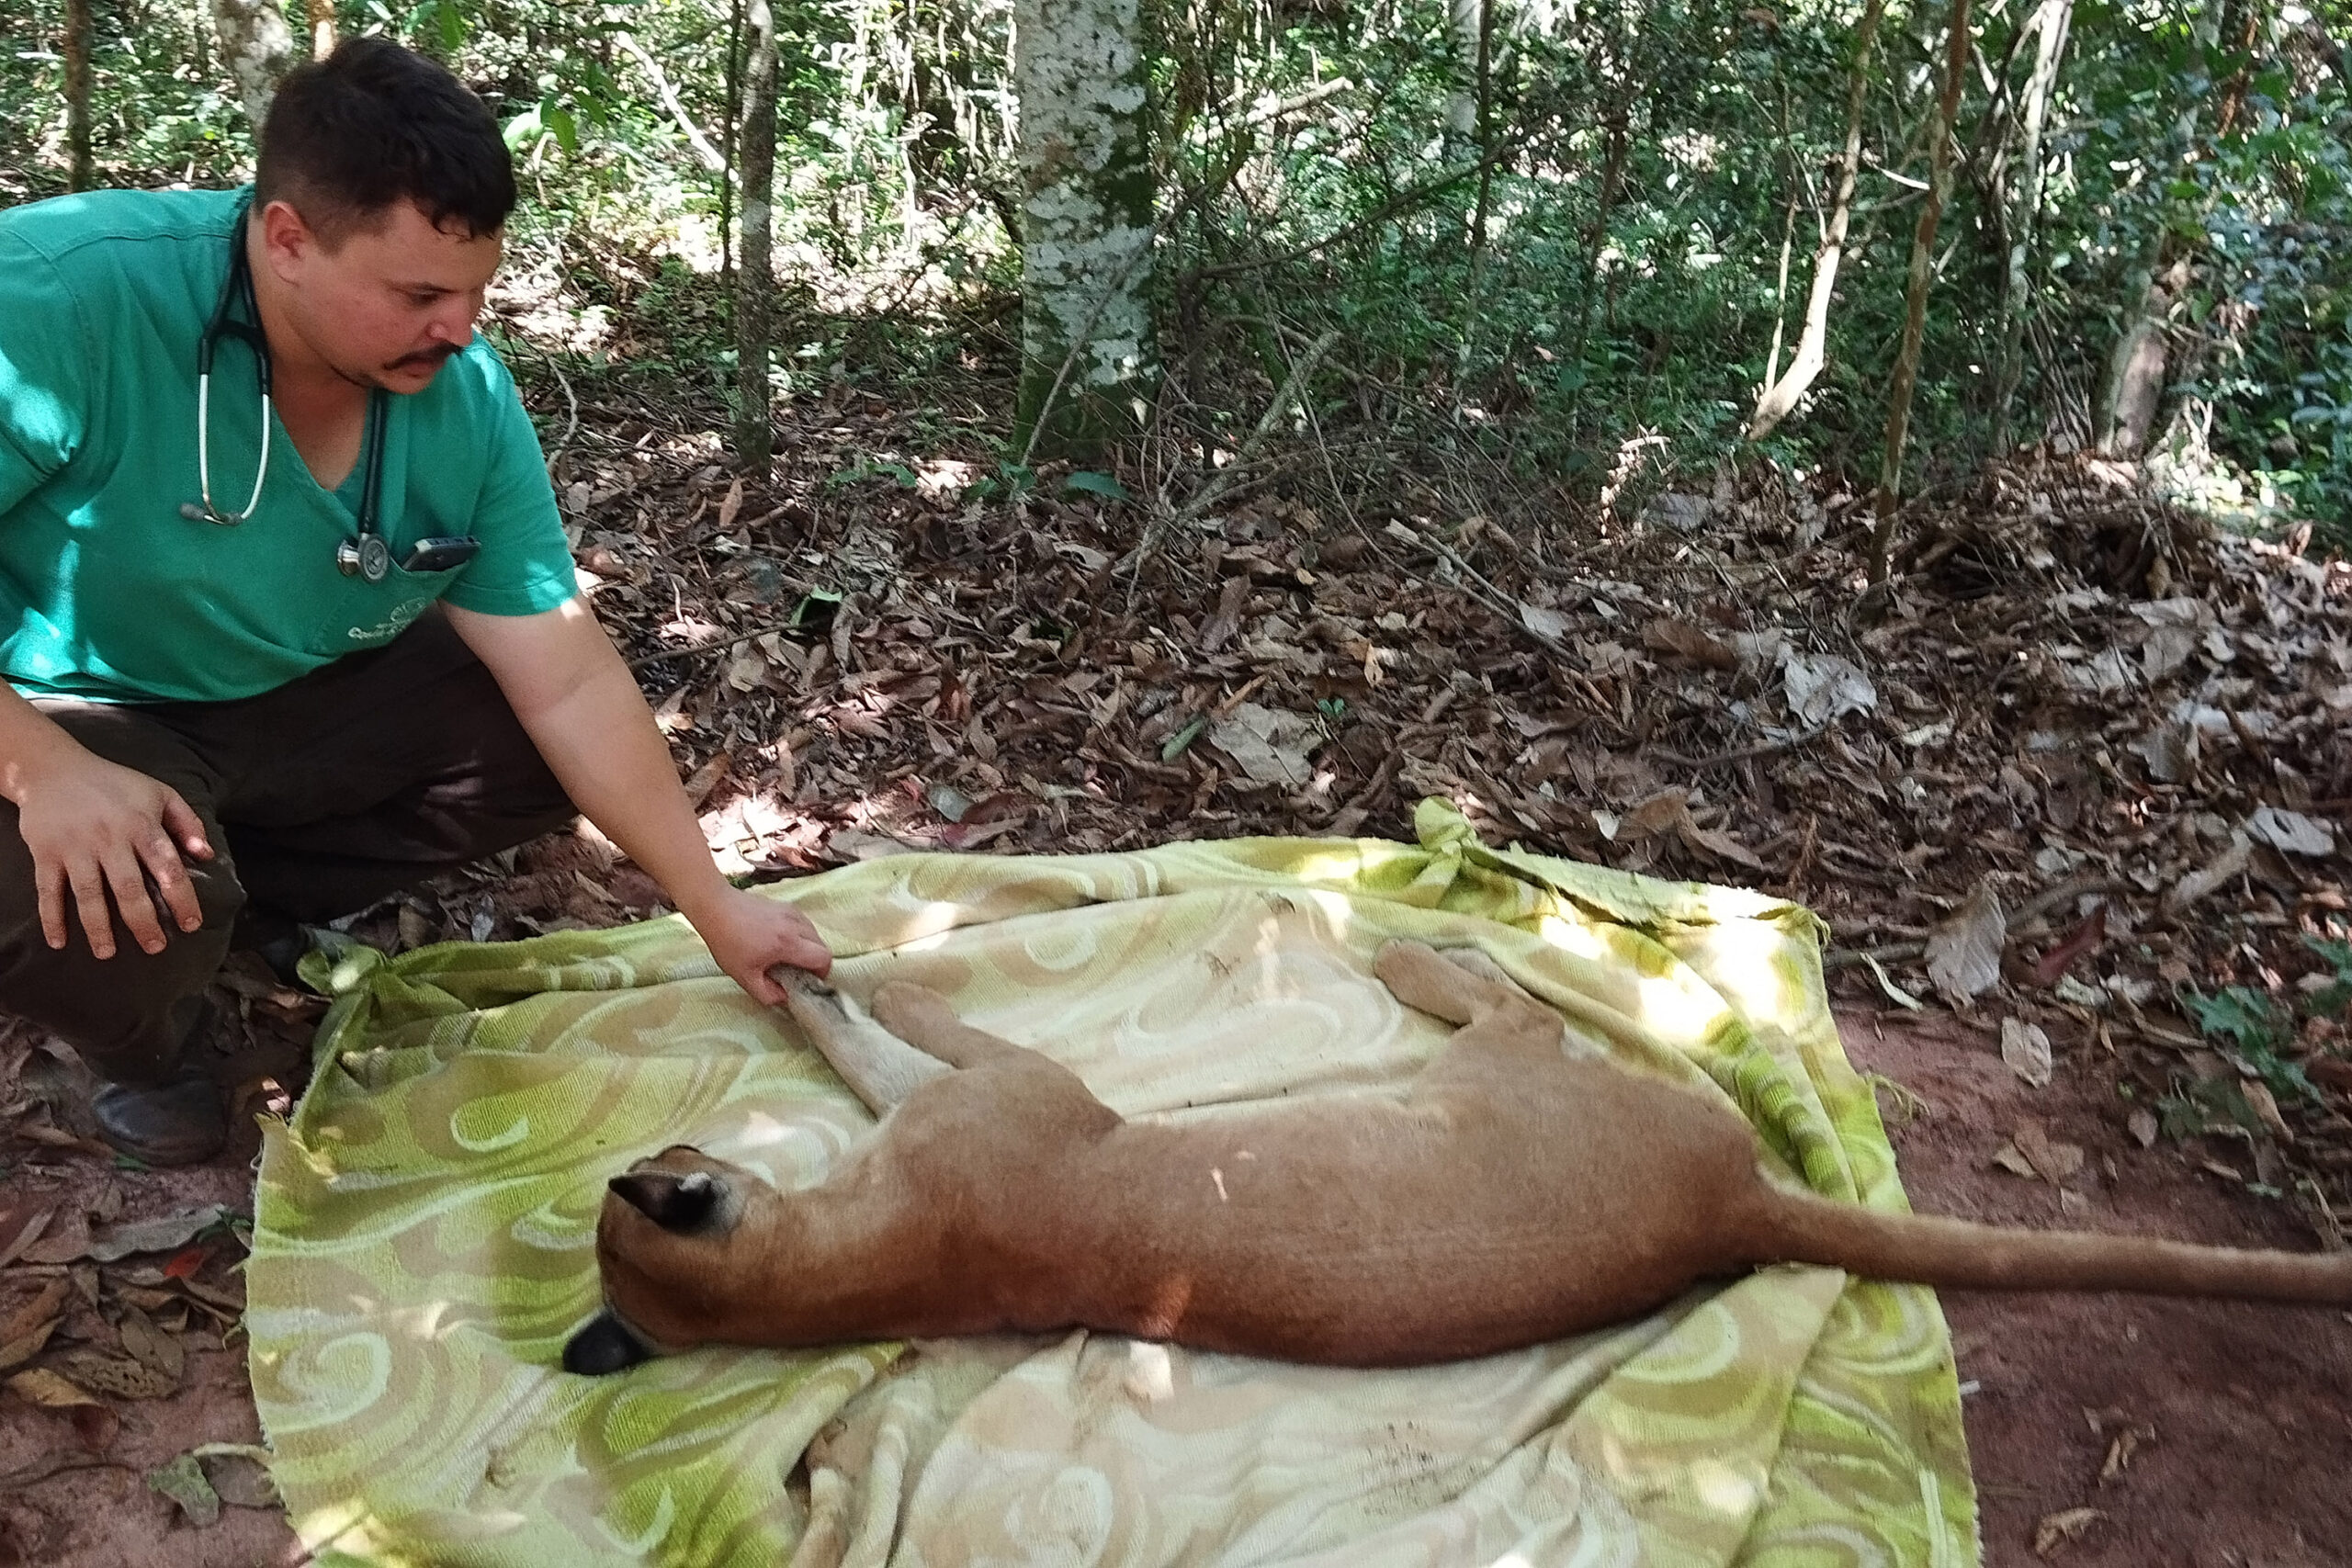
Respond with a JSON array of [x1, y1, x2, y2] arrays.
[[581, 942, 2352, 1369]]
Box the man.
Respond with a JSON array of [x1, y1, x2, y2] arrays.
[[0, 39, 828, 1167]]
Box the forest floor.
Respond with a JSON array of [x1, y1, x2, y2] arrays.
[[3, 385, 2349, 1566]]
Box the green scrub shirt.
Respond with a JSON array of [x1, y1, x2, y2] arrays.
[[0, 186, 579, 705]]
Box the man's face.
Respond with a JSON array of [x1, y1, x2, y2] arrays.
[[259, 197, 503, 394]]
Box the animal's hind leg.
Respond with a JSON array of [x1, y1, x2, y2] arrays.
[[869, 982, 1030, 1070], [1374, 940, 1537, 1025], [872, 981, 1125, 1137], [775, 970, 952, 1115]]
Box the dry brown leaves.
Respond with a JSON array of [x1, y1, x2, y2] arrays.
[[1, 1031, 254, 1482]]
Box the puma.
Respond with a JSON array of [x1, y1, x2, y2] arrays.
[[563, 941, 2352, 1375]]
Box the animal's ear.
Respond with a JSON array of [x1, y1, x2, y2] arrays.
[[609, 1168, 722, 1232], [562, 1310, 651, 1376]]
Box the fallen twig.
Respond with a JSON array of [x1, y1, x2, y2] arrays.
[[2009, 876, 2133, 928], [1824, 940, 1926, 972], [627, 611, 808, 671], [1650, 724, 1831, 772], [1117, 329, 1342, 583], [0, 1452, 139, 1491], [1377, 518, 1577, 662]]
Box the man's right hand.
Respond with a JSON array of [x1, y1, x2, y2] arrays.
[[14, 747, 212, 960]]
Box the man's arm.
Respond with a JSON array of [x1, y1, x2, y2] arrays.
[[442, 597, 830, 998]]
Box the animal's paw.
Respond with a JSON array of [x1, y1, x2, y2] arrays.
[[1430, 946, 1519, 991], [1375, 940, 1533, 1023], [1374, 941, 1476, 1024], [772, 965, 840, 1001]]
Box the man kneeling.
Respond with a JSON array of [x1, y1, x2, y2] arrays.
[[0, 39, 826, 1166]]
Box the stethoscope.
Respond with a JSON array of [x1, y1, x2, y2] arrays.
[[180, 209, 399, 584]]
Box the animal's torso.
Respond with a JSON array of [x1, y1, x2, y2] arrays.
[[858, 1051, 1763, 1363]]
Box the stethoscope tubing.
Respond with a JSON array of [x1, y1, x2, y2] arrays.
[[186, 204, 391, 577], [188, 367, 272, 526]]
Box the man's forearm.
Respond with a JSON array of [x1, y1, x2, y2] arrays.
[[0, 681, 95, 806], [513, 660, 733, 919]]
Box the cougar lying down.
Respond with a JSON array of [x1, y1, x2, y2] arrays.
[[564, 940, 2352, 1374]]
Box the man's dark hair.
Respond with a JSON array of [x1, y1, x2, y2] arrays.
[[254, 38, 514, 244]]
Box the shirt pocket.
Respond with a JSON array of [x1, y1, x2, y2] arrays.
[[333, 561, 465, 650]]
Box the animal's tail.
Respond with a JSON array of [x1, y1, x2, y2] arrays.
[[1749, 1186, 2352, 1304]]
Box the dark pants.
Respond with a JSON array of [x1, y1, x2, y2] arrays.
[[0, 609, 577, 1084]]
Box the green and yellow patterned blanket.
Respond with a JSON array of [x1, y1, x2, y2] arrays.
[[249, 799, 1977, 1567]]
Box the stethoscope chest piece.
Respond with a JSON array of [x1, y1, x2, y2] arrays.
[[337, 534, 392, 583]]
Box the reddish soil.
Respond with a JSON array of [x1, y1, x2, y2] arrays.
[[1843, 1005, 2352, 1568], [0, 1157, 303, 1568]]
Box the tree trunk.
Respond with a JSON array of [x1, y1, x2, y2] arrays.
[[212, 0, 296, 134], [1012, 0, 1159, 461], [718, 0, 744, 283], [1747, 0, 1890, 442], [2214, 0, 2267, 138], [1564, 85, 1632, 430], [1991, 0, 2073, 456], [2096, 95, 2199, 457], [1444, 0, 1483, 142], [732, 0, 779, 474], [1468, 0, 1496, 250], [1866, 0, 1975, 587], [2098, 247, 2185, 457], [64, 0, 94, 191], [306, 0, 334, 59]]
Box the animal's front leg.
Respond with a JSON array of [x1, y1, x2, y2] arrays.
[[773, 969, 952, 1115]]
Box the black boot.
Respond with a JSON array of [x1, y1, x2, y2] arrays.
[[91, 1069, 227, 1167], [231, 907, 314, 987]]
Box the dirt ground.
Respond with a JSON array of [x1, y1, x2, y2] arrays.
[[1845, 1008, 2352, 1567], [4, 962, 2347, 1566]]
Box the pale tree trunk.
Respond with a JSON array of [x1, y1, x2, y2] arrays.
[[1468, 0, 1495, 245], [306, 0, 334, 58], [1747, 0, 1889, 443], [1444, 0, 1483, 141], [1012, 0, 1159, 461], [1991, 0, 2072, 456], [732, 0, 779, 473], [213, 0, 295, 134], [2096, 99, 2199, 457], [64, 0, 94, 191], [2098, 246, 2186, 456], [2098, 7, 2250, 456], [1865, 0, 1974, 587]]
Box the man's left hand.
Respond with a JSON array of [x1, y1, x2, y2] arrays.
[[686, 885, 832, 1004]]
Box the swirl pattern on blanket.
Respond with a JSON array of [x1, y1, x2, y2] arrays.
[[248, 803, 1975, 1568]]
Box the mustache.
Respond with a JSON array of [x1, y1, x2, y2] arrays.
[[394, 344, 462, 370]]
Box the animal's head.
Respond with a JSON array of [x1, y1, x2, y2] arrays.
[[562, 1145, 760, 1376]]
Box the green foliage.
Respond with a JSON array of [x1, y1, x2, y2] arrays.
[[2164, 928, 2352, 1139], [2178, 984, 2320, 1105], [1061, 469, 1130, 501], [3, 0, 2348, 533], [2302, 932, 2352, 1016]]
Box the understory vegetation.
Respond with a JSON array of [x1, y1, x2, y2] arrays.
[[6, 0, 2349, 534]]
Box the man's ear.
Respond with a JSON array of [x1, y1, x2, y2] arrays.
[[608, 1168, 722, 1233], [256, 197, 319, 272]]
